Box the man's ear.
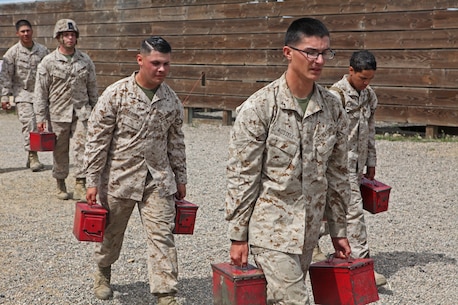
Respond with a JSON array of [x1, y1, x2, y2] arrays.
[[136, 53, 143, 66], [283, 46, 293, 61]]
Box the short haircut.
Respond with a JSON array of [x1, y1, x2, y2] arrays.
[[15, 19, 32, 31], [140, 36, 172, 55], [350, 50, 377, 72], [284, 17, 330, 46]]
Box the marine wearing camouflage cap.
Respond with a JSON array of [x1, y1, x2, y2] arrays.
[[53, 19, 79, 38]]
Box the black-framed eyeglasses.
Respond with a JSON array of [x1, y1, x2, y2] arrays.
[[288, 45, 335, 60]]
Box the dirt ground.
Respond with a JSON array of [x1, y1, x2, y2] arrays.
[[1, 111, 457, 305]]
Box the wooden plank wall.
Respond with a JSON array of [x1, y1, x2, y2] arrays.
[[0, 0, 457, 127]]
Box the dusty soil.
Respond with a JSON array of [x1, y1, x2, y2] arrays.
[[1, 112, 457, 305]]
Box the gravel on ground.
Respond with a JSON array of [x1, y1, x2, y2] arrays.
[[0, 112, 457, 305]]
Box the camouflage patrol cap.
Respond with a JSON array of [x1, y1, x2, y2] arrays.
[[53, 19, 79, 38]]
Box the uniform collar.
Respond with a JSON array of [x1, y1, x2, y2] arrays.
[[129, 71, 165, 103], [276, 73, 323, 118], [55, 47, 80, 61]]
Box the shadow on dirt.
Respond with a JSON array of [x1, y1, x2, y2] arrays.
[[111, 276, 213, 305]]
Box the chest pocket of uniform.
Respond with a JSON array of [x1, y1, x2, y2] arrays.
[[121, 109, 143, 132], [265, 134, 298, 169], [52, 69, 67, 80], [16, 58, 30, 70], [151, 107, 176, 132], [76, 66, 88, 79], [314, 134, 337, 160]]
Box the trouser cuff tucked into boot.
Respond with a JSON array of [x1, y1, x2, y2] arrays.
[[312, 245, 327, 262], [94, 266, 113, 300], [56, 179, 70, 200], [27, 151, 44, 172], [156, 293, 180, 305], [73, 178, 87, 201], [374, 271, 387, 286]]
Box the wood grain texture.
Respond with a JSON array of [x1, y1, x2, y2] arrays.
[[0, 0, 456, 126]]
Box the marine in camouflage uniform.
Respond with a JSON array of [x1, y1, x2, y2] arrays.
[[34, 19, 98, 200], [328, 50, 387, 286], [226, 18, 351, 305], [84, 36, 186, 305], [0, 19, 49, 171]]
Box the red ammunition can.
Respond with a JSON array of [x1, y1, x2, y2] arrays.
[[173, 199, 198, 234], [29, 131, 56, 151], [360, 177, 391, 214], [73, 202, 108, 242], [309, 257, 379, 305], [211, 262, 267, 305]]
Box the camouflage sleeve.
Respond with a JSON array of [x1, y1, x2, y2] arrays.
[[34, 60, 51, 123], [366, 88, 378, 168], [0, 48, 14, 96], [86, 57, 98, 108], [84, 89, 117, 188], [225, 101, 267, 241], [167, 102, 187, 185], [325, 107, 350, 238]]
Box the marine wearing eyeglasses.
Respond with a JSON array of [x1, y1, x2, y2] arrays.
[[287, 45, 335, 60], [226, 17, 351, 305]]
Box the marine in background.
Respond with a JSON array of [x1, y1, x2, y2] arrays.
[[314, 50, 387, 286], [84, 36, 187, 305], [34, 19, 98, 200], [0, 19, 49, 171]]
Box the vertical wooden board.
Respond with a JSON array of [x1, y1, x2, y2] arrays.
[[425, 125, 439, 139]]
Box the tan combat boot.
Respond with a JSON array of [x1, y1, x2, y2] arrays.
[[374, 271, 387, 286], [73, 178, 87, 201], [157, 293, 180, 305], [312, 245, 327, 262], [26, 151, 44, 172], [94, 266, 113, 300], [56, 179, 70, 200]]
